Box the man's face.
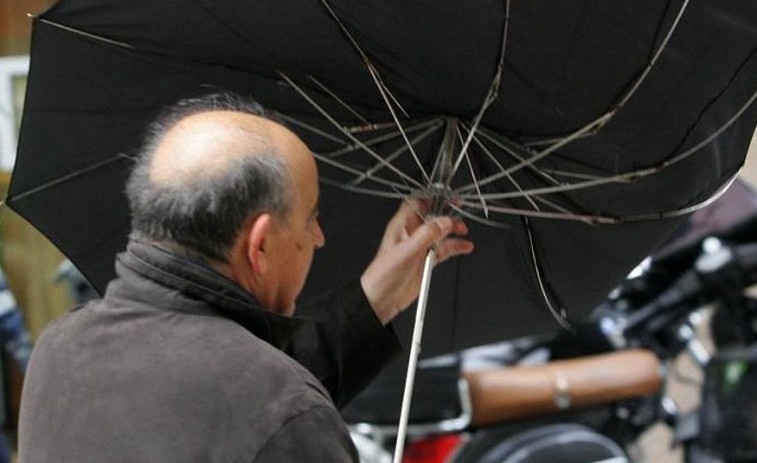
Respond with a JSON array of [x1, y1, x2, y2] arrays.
[[267, 142, 325, 316]]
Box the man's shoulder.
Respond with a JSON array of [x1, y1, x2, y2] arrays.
[[32, 297, 332, 405], [30, 300, 94, 351], [218, 326, 334, 408]]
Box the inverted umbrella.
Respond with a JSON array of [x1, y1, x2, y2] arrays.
[[7, 1, 757, 453]]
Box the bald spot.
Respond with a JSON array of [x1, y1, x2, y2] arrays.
[[149, 111, 304, 188]]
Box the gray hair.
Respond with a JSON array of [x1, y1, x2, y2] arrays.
[[125, 93, 291, 263]]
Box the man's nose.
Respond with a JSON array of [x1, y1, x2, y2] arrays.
[[314, 222, 326, 249]]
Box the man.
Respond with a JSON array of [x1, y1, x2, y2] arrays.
[[18, 94, 473, 462]]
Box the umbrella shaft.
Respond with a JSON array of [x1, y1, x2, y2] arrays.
[[393, 249, 438, 463]]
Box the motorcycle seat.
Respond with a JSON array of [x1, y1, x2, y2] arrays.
[[342, 359, 466, 427], [464, 349, 662, 426]]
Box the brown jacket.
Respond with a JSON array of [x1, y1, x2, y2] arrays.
[[19, 241, 401, 462]]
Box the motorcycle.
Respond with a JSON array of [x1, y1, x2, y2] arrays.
[[344, 212, 757, 463]]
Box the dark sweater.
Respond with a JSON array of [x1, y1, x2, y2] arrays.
[[19, 240, 400, 462]]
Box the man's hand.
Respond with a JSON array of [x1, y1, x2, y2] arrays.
[[360, 200, 474, 325]]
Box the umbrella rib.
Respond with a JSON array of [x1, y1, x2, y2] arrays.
[[449, 203, 512, 229], [524, 217, 574, 331], [449, 0, 511, 179], [35, 17, 135, 50], [456, 127, 612, 200], [364, 62, 433, 185], [514, 0, 690, 151], [429, 123, 452, 182], [449, 89, 498, 180], [309, 1, 434, 184], [462, 165, 646, 199], [280, 72, 425, 189], [365, 69, 409, 119], [610, 173, 738, 223], [468, 126, 562, 185], [350, 122, 444, 187], [5, 153, 133, 204], [469, 129, 542, 212], [531, 195, 577, 216], [536, 168, 606, 181], [495, 0, 512, 86], [662, 80, 757, 167], [460, 171, 738, 225], [461, 200, 614, 224], [347, 121, 423, 134], [458, 111, 614, 194], [615, 0, 691, 110], [319, 0, 442, 186], [318, 0, 409, 118], [275, 113, 349, 145], [325, 118, 443, 160], [454, 126, 492, 217], [319, 177, 408, 200], [312, 151, 415, 193], [463, 81, 757, 201], [307, 76, 369, 125], [458, 170, 630, 200]]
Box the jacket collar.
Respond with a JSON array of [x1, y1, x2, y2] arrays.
[[106, 239, 304, 349]]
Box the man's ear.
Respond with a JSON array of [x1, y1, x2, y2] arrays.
[[246, 213, 273, 276]]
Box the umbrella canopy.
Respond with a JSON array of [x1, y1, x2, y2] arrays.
[[8, 0, 757, 356]]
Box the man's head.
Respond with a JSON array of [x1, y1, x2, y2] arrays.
[[126, 93, 325, 315]]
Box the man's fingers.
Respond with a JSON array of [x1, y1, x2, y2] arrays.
[[407, 215, 473, 257], [407, 216, 454, 255], [451, 218, 468, 237], [435, 237, 474, 264], [387, 199, 424, 234]]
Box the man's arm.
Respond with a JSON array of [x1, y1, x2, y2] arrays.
[[287, 280, 401, 408], [287, 200, 473, 407]]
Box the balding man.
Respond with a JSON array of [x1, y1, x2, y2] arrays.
[[18, 94, 473, 462]]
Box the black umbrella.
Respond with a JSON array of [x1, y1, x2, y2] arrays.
[[8, 0, 757, 385]]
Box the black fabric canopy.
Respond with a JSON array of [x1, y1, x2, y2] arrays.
[[8, 0, 757, 356]]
